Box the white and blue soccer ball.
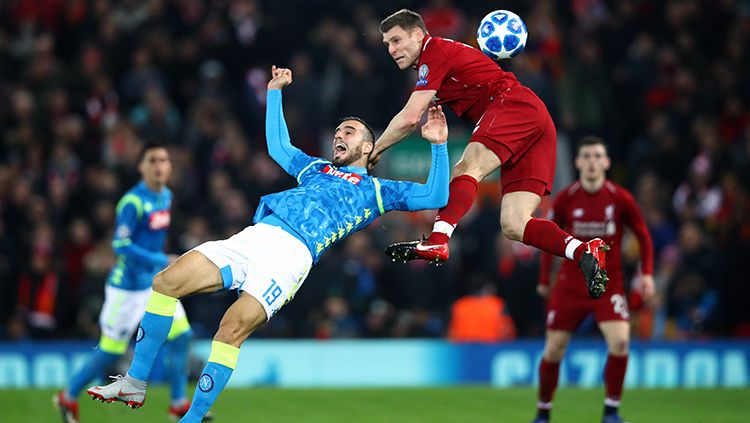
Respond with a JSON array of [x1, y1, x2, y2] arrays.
[[476, 10, 528, 60]]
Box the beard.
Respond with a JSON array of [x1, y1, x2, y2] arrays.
[[332, 143, 364, 167]]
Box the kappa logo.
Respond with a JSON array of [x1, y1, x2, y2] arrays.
[[148, 210, 171, 230], [320, 165, 362, 185], [198, 374, 214, 392]]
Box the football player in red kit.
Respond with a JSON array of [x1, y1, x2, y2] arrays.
[[371, 9, 609, 298], [532, 136, 655, 423]]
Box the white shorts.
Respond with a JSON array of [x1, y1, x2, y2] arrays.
[[193, 223, 312, 321], [99, 285, 187, 341]]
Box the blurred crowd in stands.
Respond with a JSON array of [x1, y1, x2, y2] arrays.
[[1, 0, 749, 342]]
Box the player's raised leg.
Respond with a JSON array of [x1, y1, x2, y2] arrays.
[[386, 142, 498, 263], [599, 321, 630, 423], [180, 292, 267, 422], [532, 329, 572, 423], [87, 251, 223, 407], [503, 191, 609, 298]]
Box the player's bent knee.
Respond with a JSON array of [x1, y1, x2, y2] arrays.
[[500, 214, 524, 241], [543, 342, 567, 362], [215, 298, 267, 347], [152, 270, 181, 297], [609, 338, 629, 356]]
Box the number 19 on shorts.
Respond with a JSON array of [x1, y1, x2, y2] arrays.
[[263, 279, 283, 306]]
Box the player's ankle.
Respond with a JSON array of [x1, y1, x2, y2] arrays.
[[124, 374, 147, 390], [573, 242, 586, 261], [427, 232, 449, 244]]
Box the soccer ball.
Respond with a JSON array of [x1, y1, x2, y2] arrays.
[[476, 10, 528, 60]]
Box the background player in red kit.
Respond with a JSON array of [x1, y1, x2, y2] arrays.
[[371, 9, 608, 298], [532, 136, 655, 423]]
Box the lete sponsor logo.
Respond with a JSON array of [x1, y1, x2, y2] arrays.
[[148, 210, 171, 230], [320, 165, 362, 185]]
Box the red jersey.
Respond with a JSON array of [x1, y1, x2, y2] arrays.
[[413, 35, 520, 123], [539, 180, 654, 296]]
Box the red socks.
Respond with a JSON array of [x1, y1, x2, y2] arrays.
[[538, 358, 560, 408], [522, 218, 586, 261], [427, 175, 478, 244], [604, 354, 628, 405]]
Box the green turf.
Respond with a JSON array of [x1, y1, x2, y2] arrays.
[[4, 386, 749, 422]]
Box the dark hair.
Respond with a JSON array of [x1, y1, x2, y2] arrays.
[[339, 116, 375, 144], [139, 141, 168, 162], [380, 9, 427, 34], [576, 135, 608, 154]]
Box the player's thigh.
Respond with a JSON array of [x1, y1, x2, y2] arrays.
[[214, 292, 268, 347], [596, 291, 631, 354], [154, 250, 223, 298], [453, 141, 501, 181]]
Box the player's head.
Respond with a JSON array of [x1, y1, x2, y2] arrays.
[[575, 135, 610, 181], [332, 117, 375, 168], [138, 141, 172, 189], [380, 9, 428, 70]]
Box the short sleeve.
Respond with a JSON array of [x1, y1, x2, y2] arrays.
[[414, 42, 452, 92]]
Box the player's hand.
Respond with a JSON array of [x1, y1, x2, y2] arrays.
[[420, 105, 448, 144], [536, 284, 551, 298], [639, 274, 655, 301], [267, 65, 293, 90]]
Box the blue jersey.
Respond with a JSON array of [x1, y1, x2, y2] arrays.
[[256, 90, 450, 263], [107, 181, 172, 290]]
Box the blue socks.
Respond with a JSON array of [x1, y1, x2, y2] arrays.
[[180, 341, 239, 422], [162, 330, 192, 403], [66, 348, 120, 399], [127, 291, 178, 382]]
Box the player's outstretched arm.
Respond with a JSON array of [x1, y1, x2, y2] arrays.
[[266, 66, 303, 173], [403, 105, 449, 210], [369, 90, 436, 169]]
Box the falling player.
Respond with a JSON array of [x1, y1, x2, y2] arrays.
[[85, 66, 450, 422]]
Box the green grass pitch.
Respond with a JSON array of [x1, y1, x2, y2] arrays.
[[4, 386, 749, 422]]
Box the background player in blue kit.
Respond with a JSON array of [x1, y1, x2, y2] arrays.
[[86, 65, 451, 422], [54, 143, 197, 422]]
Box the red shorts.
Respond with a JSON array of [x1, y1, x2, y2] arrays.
[[545, 279, 630, 331], [469, 85, 557, 196]]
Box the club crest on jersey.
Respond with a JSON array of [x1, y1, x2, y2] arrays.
[[148, 210, 171, 230], [116, 224, 131, 239], [605, 204, 615, 220], [320, 165, 362, 185], [416, 64, 429, 87]]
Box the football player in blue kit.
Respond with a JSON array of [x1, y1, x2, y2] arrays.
[[87, 65, 451, 422], [55, 143, 198, 422]]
